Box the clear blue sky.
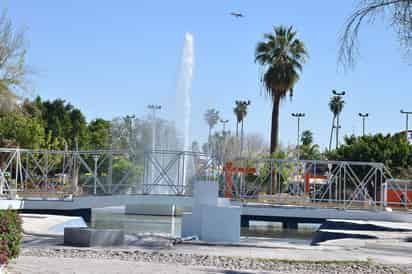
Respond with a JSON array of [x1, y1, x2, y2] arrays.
[[7, 1, 412, 149]]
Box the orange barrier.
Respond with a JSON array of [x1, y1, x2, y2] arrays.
[[223, 161, 256, 198], [304, 173, 328, 193], [387, 189, 412, 207]]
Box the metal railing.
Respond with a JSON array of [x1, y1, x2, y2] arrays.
[[224, 157, 409, 210], [143, 149, 219, 195], [0, 148, 140, 198]]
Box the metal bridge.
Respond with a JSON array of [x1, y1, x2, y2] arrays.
[[1, 148, 411, 224]]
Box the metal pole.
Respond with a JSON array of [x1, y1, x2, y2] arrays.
[[358, 113, 369, 136], [108, 152, 113, 194], [291, 113, 305, 160], [148, 104, 161, 188], [400, 110, 412, 140], [363, 117, 365, 136], [336, 114, 339, 150], [93, 155, 98, 195], [297, 117, 300, 149], [220, 119, 229, 164]]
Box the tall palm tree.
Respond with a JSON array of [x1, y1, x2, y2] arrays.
[[328, 95, 345, 150], [236, 100, 251, 157], [255, 26, 308, 154], [204, 108, 220, 146], [233, 103, 242, 137]]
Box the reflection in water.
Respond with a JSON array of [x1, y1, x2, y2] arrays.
[[91, 207, 319, 244], [91, 207, 181, 236]]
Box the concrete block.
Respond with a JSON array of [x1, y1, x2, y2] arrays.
[[200, 205, 241, 243], [64, 227, 124, 247], [181, 213, 194, 237], [217, 198, 231, 207], [193, 181, 218, 206]]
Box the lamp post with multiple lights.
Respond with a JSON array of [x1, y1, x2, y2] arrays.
[[358, 112, 369, 136], [291, 112, 305, 160], [400, 109, 412, 140]]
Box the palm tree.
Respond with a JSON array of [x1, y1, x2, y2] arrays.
[[300, 130, 321, 160], [301, 130, 313, 146], [235, 100, 251, 157], [255, 26, 308, 154], [328, 95, 345, 150], [233, 103, 242, 137], [204, 108, 220, 149]]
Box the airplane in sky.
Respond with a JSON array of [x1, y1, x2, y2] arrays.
[[230, 12, 244, 18]]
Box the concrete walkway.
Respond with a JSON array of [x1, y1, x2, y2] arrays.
[[9, 256, 273, 274]]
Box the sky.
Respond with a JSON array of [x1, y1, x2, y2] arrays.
[[6, 1, 412, 149]]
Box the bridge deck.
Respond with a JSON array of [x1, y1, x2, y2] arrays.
[[17, 195, 412, 224]]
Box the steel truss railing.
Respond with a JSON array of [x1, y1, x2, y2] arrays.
[[228, 157, 406, 210], [0, 148, 139, 198], [143, 150, 219, 195]]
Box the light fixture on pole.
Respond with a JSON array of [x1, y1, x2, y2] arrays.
[[220, 119, 229, 134], [400, 109, 412, 140], [291, 112, 305, 159], [147, 104, 162, 151], [358, 113, 369, 136]]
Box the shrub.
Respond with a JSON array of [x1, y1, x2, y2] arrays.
[[0, 210, 22, 265]]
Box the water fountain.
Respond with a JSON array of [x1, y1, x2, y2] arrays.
[[142, 33, 195, 195], [175, 33, 194, 152], [175, 32, 195, 190]]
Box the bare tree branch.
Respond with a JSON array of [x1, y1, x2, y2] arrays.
[[339, 0, 412, 68], [0, 10, 30, 113]]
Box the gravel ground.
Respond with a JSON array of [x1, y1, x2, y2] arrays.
[[10, 247, 406, 274]]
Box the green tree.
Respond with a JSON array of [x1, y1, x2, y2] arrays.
[[204, 108, 220, 151], [69, 109, 89, 149], [328, 93, 345, 150], [327, 133, 412, 177], [301, 130, 313, 146], [255, 26, 308, 154], [0, 112, 45, 149], [300, 130, 321, 160], [88, 118, 111, 149], [233, 100, 251, 157], [39, 99, 89, 149]]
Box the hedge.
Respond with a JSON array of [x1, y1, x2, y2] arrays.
[[0, 210, 22, 265]]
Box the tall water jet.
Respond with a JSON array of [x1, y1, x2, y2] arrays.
[[175, 32, 194, 190]]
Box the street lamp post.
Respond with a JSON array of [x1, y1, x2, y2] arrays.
[[92, 155, 99, 195], [220, 119, 229, 134], [291, 112, 305, 159], [358, 113, 369, 136], [400, 109, 412, 140], [332, 90, 346, 149], [219, 119, 229, 164], [147, 105, 162, 152], [147, 104, 161, 188]]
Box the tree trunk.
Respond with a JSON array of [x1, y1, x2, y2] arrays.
[[336, 114, 340, 150], [236, 122, 239, 137], [240, 120, 244, 157], [270, 95, 281, 154], [329, 116, 335, 151]]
